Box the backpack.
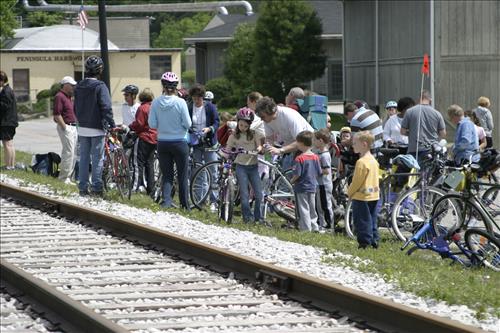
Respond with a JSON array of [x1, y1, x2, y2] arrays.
[[299, 95, 328, 130], [31, 152, 61, 177], [477, 148, 499, 177]]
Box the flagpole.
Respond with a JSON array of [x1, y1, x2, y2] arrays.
[[415, 72, 425, 163], [81, 0, 85, 79]]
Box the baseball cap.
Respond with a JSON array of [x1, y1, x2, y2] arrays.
[[340, 126, 351, 133], [60, 76, 77, 85]]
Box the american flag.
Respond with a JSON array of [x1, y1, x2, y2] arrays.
[[77, 5, 88, 30]]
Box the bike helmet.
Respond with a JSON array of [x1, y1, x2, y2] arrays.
[[236, 107, 255, 122], [385, 100, 398, 109], [161, 72, 179, 89], [204, 91, 214, 101], [84, 55, 104, 75], [122, 84, 139, 95]]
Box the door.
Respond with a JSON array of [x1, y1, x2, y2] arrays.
[[12, 69, 30, 102]]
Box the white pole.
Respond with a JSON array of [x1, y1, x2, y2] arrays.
[[430, 0, 435, 108], [81, 0, 85, 80], [415, 73, 425, 163]]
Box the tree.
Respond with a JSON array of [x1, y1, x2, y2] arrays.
[[253, 0, 326, 102], [0, 0, 19, 47], [26, 12, 64, 27], [224, 23, 257, 98], [153, 13, 212, 49]]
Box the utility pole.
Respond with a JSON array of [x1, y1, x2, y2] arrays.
[[98, 0, 110, 90]]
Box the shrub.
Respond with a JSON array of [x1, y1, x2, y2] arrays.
[[205, 77, 238, 108], [181, 70, 195, 89], [36, 83, 60, 102]]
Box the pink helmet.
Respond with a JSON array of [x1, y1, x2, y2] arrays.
[[236, 107, 255, 122], [161, 72, 179, 89]]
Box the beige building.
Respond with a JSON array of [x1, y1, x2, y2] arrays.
[[0, 25, 182, 104]]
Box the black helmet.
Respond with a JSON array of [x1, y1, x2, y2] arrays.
[[85, 55, 104, 75], [122, 84, 139, 95]]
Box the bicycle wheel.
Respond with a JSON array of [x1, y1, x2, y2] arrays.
[[482, 184, 500, 218], [391, 186, 449, 241], [190, 160, 221, 210], [113, 149, 131, 199], [465, 228, 500, 271], [269, 170, 294, 201], [102, 153, 113, 193], [344, 200, 355, 239], [219, 176, 235, 223]]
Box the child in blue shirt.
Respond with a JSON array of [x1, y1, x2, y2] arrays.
[[290, 131, 322, 231]]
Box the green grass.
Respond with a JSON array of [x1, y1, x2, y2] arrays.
[[1, 149, 499, 320]]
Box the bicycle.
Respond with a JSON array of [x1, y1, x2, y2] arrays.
[[344, 147, 419, 240], [390, 143, 452, 241], [102, 128, 132, 199], [430, 162, 500, 241], [400, 212, 500, 270]]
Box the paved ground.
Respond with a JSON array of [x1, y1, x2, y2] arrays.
[[14, 104, 123, 155]]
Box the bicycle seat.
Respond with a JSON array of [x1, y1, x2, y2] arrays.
[[379, 148, 401, 157], [377, 148, 400, 168]]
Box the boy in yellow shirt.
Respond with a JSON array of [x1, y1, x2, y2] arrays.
[[347, 131, 380, 249]]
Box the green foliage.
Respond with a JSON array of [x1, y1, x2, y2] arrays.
[[153, 13, 212, 49], [26, 12, 64, 27], [224, 23, 256, 95], [0, 0, 19, 47], [36, 83, 60, 102], [252, 0, 326, 102], [205, 77, 237, 109], [181, 70, 196, 89]]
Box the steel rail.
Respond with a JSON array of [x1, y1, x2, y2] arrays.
[[0, 260, 126, 333], [0, 182, 485, 333]]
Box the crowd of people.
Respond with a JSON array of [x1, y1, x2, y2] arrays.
[[0, 56, 497, 249]]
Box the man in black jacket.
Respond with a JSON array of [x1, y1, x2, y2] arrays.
[[74, 56, 116, 196], [0, 70, 18, 170]]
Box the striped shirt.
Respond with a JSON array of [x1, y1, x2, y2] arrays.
[[350, 107, 383, 149]]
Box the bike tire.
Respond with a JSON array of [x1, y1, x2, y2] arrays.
[[431, 193, 492, 238], [190, 160, 221, 210], [219, 176, 235, 223], [482, 184, 500, 217], [344, 200, 355, 239], [115, 150, 131, 199], [391, 186, 449, 242], [102, 153, 113, 193], [465, 228, 500, 271]]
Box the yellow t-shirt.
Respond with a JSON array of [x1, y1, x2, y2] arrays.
[[347, 154, 380, 201]]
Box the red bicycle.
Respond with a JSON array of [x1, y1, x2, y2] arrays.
[[102, 128, 132, 199]]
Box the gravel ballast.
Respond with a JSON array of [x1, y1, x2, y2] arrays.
[[0, 175, 498, 332]]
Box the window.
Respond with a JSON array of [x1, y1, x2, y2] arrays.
[[12, 69, 30, 102], [328, 61, 343, 101], [150, 55, 172, 80]]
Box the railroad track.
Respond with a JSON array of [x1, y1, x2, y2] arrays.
[[0, 182, 485, 333], [1, 288, 63, 333]]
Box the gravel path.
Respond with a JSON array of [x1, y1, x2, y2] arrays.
[[1, 175, 498, 332]]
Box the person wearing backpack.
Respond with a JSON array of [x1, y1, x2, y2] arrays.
[[53, 76, 78, 184], [74, 56, 116, 197]]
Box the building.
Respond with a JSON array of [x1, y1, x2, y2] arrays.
[[184, 1, 344, 101], [343, 0, 499, 144], [0, 25, 181, 104]]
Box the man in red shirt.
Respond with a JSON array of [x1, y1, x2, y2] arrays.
[[53, 76, 77, 184]]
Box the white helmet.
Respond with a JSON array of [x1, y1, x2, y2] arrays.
[[204, 91, 214, 101]]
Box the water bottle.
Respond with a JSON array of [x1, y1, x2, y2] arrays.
[[264, 144, 272, 163]]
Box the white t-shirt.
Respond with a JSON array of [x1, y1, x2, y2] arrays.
[[121, 102, 140, 126], [251, 114, 265, 136], [383, 114, 408, 145], [264, 105, 313, 146], [192, 105, 206, 132]]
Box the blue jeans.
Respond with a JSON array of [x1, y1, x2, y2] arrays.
[[157, 140, 190, 209], [352, 199, 379, 246], [192, 146, 218, 203], [235, 164, 263, 221], [78, 135, 105, 193]]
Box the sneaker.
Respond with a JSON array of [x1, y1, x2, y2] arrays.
[[90, 191, 104, 198], [209, 202, 218, 213], [136, 185, 146, 193], [63, 178, 76, 185], [79, 190, 90, 196], [257, 220, 272, 227]]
